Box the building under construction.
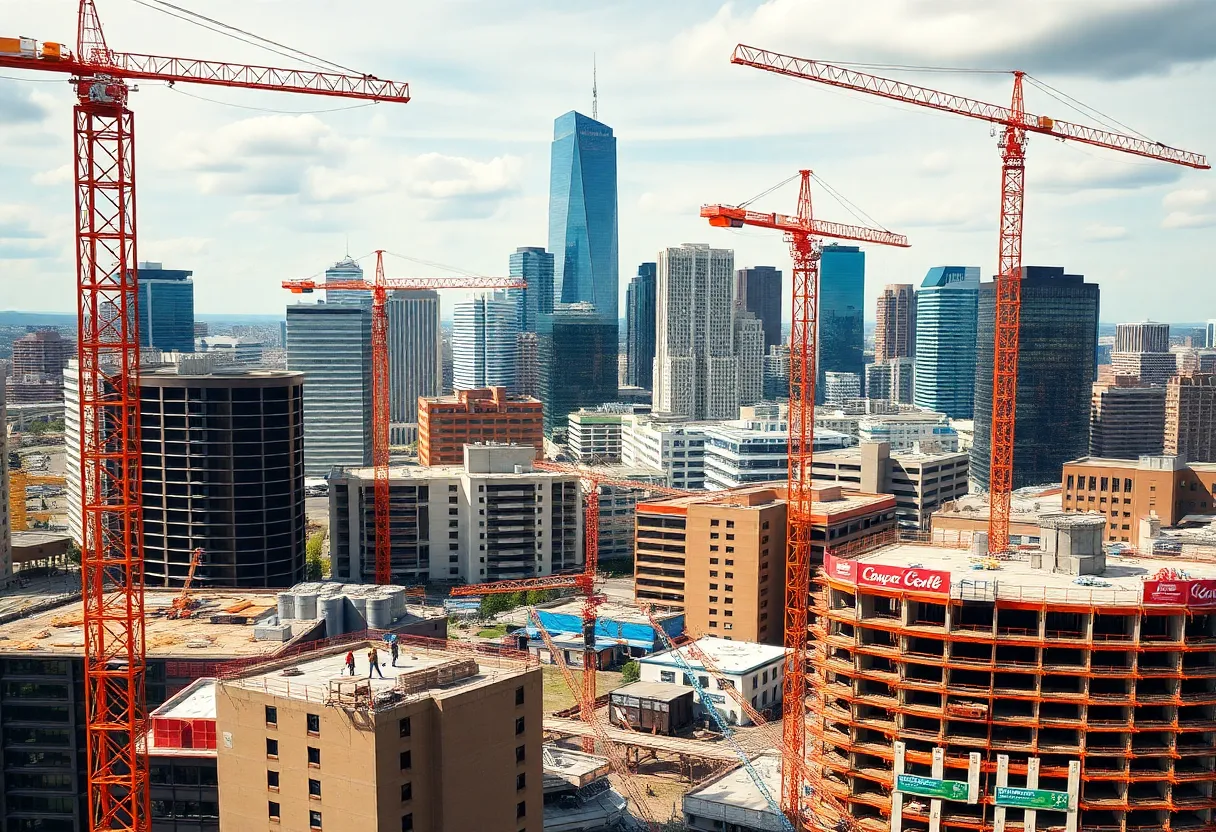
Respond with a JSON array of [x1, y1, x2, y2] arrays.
[[812, 517, 1216, 832]]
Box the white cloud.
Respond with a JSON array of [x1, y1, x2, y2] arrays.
[[1080, 223, 1129, 241], [401, 153, 523, 200], [1161, 187, 1216, 229], [919, 152, 953, 176], [1034, 157, 1183, 192]]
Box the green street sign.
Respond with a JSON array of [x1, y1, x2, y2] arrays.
[[895, 774, 970, 802], [994, 786, 1071, 811]]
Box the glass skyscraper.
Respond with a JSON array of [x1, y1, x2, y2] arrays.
[[543, 110, 619, 432], [452, 293, 519, 391], [735, 266, 783, 351], [625, 263, 657, 389], [971, 266, 1099, 490], [137, 262, 194, 353], [818, 244, 865, 400], [508, 246, 554, 333], [914, 266, 980, 418]]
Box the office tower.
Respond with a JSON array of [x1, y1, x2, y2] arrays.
[[1165, 373, 1216, 462], [913, 266, 980, 419], [196, 321, 210, 338], [216, 642, 543, 832], [823, 371, 861, 407], [567, 410, 624, 463], [0, 383, 8, 582], [537, 304, 618, 436], [763, 344, 790, 401], [453, 294, 519, 392], [635, 484, 895, 643], [7, 329, 72, 402], [329, 444, 581, 584], [875, 283, 916, 361], [735, 266, 783, 351], [387, 289, 442, 425], [625, 263, 657, 389], [818, 244, 865, 395], [286, 303, 372, 476], [703, 419, 854, 490], [971, 267, 1099, 489], [735, 311, 765, 407], [137, 262, 195, 353], [138, 364, 305, 587], [621, 414, 708, 490], [515, 332, 540, 397], [1112, 321, 1175, 386], [653, 244, 737, 419], [322, 254, 366, 306], [417, 388, 544, 466], [1208, 320, 1216, 349], [865, 358, 915, 405], [1089, 378, 1166, 459], [508, 246, 554, 333]]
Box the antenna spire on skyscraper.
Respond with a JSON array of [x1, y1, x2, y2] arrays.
[[592, 53, 598, 120]]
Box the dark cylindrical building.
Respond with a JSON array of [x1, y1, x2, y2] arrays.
[[971, 267, 1099, 490], [140, 366, 306, 588]]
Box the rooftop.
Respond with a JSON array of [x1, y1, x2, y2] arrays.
[[1066, 455, 1216, 473], [541, 599, 680, 626], [224, 640, 534, 708], [0, 588, 302, 657], [815, 444, 968, 463], [610, 680, 694, 704], [340, 462, 575, 482], [683, 752, 783, 832], [641, 636, 788, 677], [639, 483, 894, 521], [935, 488, 1062, 522], [155, 678, 217, 720]]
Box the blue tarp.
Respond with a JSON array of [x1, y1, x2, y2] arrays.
[[534, 608, 684, 653], [523, 628, 653, 651]]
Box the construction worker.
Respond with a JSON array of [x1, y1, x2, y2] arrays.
[[344, 651, 356, 677], [368, 646, 385, 678], [390, 638, 400, 667]]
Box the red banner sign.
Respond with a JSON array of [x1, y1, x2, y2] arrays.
[[1143, 579, 1216, 607], [822, 553, 950, 596]]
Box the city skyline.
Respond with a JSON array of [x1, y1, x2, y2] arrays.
[[0, 2, 1212, 324]]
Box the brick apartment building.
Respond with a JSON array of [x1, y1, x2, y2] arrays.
[[417, 387, 543, 466]]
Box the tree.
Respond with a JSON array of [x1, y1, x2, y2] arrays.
[[620, 660, 640, 684], [66, 541, 81, 566], [524, 589, 554, 605], [305, 530, 326, 580], [478, 593, 516, 618]]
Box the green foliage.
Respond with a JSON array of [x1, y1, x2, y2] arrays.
[[66, 542, 81, 566], [620, 660, 640, 684], [478, 592, 521, 617], [305, 530, 327, 580], [476, 624, 508, 639], [524, 589, 555, 605], [27, 419, 65, 436]]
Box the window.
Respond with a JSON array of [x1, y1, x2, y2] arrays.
[[267, 771, 279, 791], [517, 801, 527, 820], [266, 738, 278, 759], [268, 802, 281, 822], [516, 686, 525, 705], [710, 519, 719, 526], [399, 717, 411, 738], [515, 745, 526, 763], [725, 547, 734, 553], [400, 750, 412, 770], [709, 596, 718, 603], [725, 585, 734, 592], [307, 713, 320, 735], [309, 810, 322, 830], [401, 782, 412, 802], [726, 520, 734, 528], [725, 559, 734, 566], [709, 621, 718, 628], [725, 572, 733, 579], [725, 610, 733, 617], [724, 623, 733, 630], [517, 772, 527, 790], [401, 814, 413, 832], [726, 534, 734, 541], [265, 706, 277, 726], [515, 716, 526, 735], [709, 557, 719, 564], [660, 670, 676, 683], [308, 779, 321, 799], [710, 545, 719, 552], [709, 570, 718, 577], [699, 676, 709, 688], [307, 746, 320, 767], [709, 608, 718, 615], [710, 532, 720, 539], [709, 583, 718, 590]]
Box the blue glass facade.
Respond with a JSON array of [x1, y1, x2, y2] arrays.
[[818, 244, 865, 400], [508, 246, 554, 333], [548, 111, 618, 322], [625, 263, 657, 389], [137, 262, 194, 353], [914, 266, 980, 418]]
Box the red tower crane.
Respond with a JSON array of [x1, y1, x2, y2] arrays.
[[702, 171, 909, 826], [451, 463, 693, 749], [284, 251, 524, 585], [0, 4, 410, 832], [729, 44, 1210, 554]]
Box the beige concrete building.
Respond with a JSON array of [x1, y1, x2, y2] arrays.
[[635, 484, 896, 644], [1089, 377, 1166, 459], [1165, 372, 1216, 463], [216, 640, 542, 832], [1062, 454, 1216, 541], [930, 487, 1063, 546]]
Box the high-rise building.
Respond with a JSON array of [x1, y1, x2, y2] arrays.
[[7, 329, 72, 403], [549, 111, 618, 321], [387, 289, 442, 425], [913, 266, 980, 419], [653, 244, 738, 419], [417, 387, 544, 466], [453, 293, 518, 392], [1112, 321, 1175, 386], [823, 371, 861, 407], [286, 303, 372, 476], [865, 358, 915, 405], [508, 246, 555, 334], [0, 383, 9, 583], [321, 254, 366, 307], [537, 304, 618, 436], [514, 332, 540, 398], [1165, 373, 1216, 462], [137, 262, 195, 353], [1089, 378, 1166, 459], [621, 414, 708, 490], [763, 344, 790, 401], [567, 410, 624, 463], [875, 283, 915, 362], [1207, 319, 1216, 349], [818, 244, 865, 396], [735, 311, 765, 407], [734, 266, 783, 351], [971, 266, 1099, 489], [216, 641, 543, 832], [1062, 454, 1216, 535], [329, 444, 581, 584], [625, 263, 657, 390]]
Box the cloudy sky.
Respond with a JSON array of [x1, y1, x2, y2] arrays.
[[1, 0, 1213, 322]]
